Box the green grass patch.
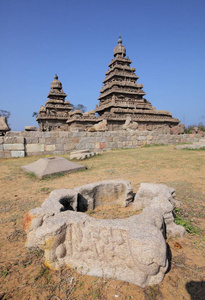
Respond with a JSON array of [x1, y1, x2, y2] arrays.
[[174, 208, 200, 234], [143, 143, 166, 147], [182, 147, 205, 151]]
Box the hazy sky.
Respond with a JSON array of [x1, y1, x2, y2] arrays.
[[1, 0, 205, 131]]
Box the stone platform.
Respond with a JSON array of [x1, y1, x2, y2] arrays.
[[21, 157, 86, 178]]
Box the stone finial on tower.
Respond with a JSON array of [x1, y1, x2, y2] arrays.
[[118, 34, 122, 44]]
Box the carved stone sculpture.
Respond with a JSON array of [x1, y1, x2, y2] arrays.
[[132, 183, 186, 238], [23, 180, 185, 287]]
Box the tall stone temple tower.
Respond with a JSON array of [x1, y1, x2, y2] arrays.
[[95, 34, 180, 131], [36, 74, 73, 131], [36, 36, 180, 132]]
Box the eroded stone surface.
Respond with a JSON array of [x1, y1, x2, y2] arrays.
[[24, 207, 168, 287], [74, 179, 133, 210], [70, 149, 99, 160], [23, 181, 185, 287], [132, 183, 186, 238]]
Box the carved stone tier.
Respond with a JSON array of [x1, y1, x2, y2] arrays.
[[36, 74, 73, 131], [95, 34, 180, 130]]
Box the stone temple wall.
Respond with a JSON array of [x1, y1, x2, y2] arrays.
[[0, 131, 203, 158]]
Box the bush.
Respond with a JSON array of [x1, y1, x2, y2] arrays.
[[184, 122, 205, 134]]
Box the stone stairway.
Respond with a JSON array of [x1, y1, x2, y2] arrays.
[[176, 137, 205, 149], [193, 138, 205, 146]]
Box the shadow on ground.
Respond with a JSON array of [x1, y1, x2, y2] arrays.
[[186, 281, 205, 300]]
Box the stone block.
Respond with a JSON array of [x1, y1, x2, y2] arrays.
[[0, 137, 4, 144], [45, 145, 56, 151], [71, 137, 80, 143], [26, 137, 39, 144], [64, 144, 76, 151], [26, 144, 44, 153], [3, 143, 24, 151], [25, 126, 37, 131], [95, 142, 106, 149], [0, 145, 3, 151], [85, 143, 95, 149], [55, 144, 65, 151], [11, 151, 25, 158], [0, 151, 11, 158], [137, 136, 146, 141], [4, 136, 24, 144]]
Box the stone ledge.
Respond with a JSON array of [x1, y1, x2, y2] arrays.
[[3, 143, 24, 151]]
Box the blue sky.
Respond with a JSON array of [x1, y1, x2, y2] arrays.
[[1, 0, 205, 131]]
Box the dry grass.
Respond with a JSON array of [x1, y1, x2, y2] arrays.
[[0, 145, 205, 299]]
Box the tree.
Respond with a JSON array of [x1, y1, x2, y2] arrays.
[[0, 110, 10, 119], [71, 104, 87, 113], [32, 112, 38, 117]]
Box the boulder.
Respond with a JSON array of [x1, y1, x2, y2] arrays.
[[170, 124, 185, 135], [132, 183, 186, 238]]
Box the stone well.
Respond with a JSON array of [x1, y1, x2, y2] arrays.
[[23, 180, 185, 288]]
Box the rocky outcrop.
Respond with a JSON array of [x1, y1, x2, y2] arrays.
[[23, 181, 185, 287]]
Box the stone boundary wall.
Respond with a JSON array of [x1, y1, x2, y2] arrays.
[[0, 130, 203, 158]]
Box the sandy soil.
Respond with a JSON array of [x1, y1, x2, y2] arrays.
[[0, 145, 204, 299]]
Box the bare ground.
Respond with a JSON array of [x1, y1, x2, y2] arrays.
[[0, 145, 204, 299]]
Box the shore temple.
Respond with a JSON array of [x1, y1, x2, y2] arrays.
[[36, 35, 180, 132]]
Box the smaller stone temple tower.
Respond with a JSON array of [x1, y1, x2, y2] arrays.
[[36, 74, 73, 131]]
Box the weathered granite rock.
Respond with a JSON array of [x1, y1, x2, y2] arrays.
[[23, 181, 186, 287], [25, 126, 38, 131], [23, 206, 168, 287], [122, 116, 138, 130], [70, 149, 99, 160], [132, 183, 186, 238], [170, 124, 185, 135], [89, 119, 108, 132], [74, 179, 134, 210]]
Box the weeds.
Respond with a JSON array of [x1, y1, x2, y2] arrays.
[[182, 147, 205, 151], [26, 172, 37, 179], [143, 143, 166, 148], [144, 285, 162, 299], [174, 208, 200, 234], [34, 264, 51, 283], [40, 187, 52, 194]]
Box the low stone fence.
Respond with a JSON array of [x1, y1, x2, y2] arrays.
[[0, 130, 203, 158]]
